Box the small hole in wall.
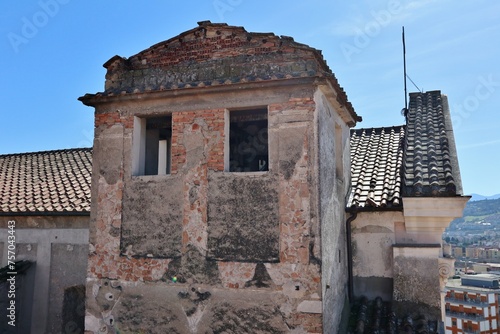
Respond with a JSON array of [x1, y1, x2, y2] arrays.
[[295, 286, 300, 291], [191, 287, 196, 292], [105, 293, 114, 301]]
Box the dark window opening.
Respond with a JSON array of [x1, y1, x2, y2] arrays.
[[229, 109, 268, 172]]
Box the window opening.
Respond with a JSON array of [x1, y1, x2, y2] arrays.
[[229, 109, 268, 172], [133, 115, 172, 176]]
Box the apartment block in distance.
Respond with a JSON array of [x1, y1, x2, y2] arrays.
[[444, 274, 500, 333]]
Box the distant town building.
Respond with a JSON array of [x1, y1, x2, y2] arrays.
[[444, 274, 500, 333], [473, 263, 500, 274]]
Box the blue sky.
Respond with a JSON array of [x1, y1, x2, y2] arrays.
[[1, 1, 499, 196]]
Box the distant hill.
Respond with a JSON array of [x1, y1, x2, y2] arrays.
[[448, 197, 500, 230], [469, 193, 500, 201]]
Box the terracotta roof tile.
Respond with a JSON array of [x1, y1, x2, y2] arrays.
[[0, 148, 92, 214], [348, 91, 463, 210], [403, 91, 460, 196], [348, 126, 405, 209]]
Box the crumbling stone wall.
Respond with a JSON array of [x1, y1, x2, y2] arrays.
[[85, 94, 324, 333], [82, 22, 358, 333], [207, 173, 280, 262]]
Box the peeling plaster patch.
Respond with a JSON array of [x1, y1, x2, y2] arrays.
[[266, 263, 321, 299], [207, 173, 279, 262], [217, 262, 256, 289], [278, 125, 312, 264], [95, 279, 123, 313], [114, 293, 183, 334], [94, 124, 124, 185], [121, 176, 183, 258], [206, 301, 288, 333]]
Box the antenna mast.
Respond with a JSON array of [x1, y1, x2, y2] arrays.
[[402, 26, 408, 114]]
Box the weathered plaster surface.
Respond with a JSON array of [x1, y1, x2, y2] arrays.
[[81, 21, 360, 332], [121, 176, 183, 258], [0, 227, 89, 334], [316, 89, 351, 333], [351, 211, 402, 280], [86, 280, 293, 334], [392, 246, 441, 319], [48, 243, 87, 333], [85, 93, 328, 333], [207, 172, 279, 262]]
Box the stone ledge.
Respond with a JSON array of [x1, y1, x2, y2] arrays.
[[297, 300, 322, 314]]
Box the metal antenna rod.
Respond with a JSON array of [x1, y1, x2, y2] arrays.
[[402, 26, 408, 113]]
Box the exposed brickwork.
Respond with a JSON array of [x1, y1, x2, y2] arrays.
[[171, 109, 225, 174], [218, 262, 255, 289], [292, 313, 323, 333], [174, 109, 224, 255], [89, 178, 171, 282], [80, 22, 357, 125], [94, 111, 133, 129], [268, 97, 316, 113], [269, 99, 315, 264], [81, 23, 358, 333]]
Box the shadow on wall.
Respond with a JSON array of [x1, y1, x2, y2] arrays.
[[62, 285, 85, 334]]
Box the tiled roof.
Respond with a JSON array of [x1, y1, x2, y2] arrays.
[[403, 91, 461, 197], [0, 148, 92, 214], [348, 90, 463, 210], [348, 126, 405, 209]]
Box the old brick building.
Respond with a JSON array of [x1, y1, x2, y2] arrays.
[[79, 21, 360, 333], [0, 21, 470, 334]]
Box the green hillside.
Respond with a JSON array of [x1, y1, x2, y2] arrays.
[[448, 198, 500, 230]]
